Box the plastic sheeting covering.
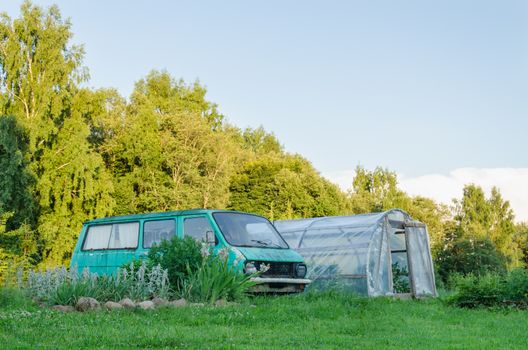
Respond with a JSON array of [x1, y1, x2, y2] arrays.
[[274, 209, 437, 297]]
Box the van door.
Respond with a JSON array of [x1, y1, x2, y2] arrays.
[[181, 215, 218, 245], [80, 224, 112, 274], [105, 221, 140, 274], [141, 218, 178, 259]]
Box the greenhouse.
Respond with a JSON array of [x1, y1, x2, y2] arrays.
[[274, 209, 437, 297]]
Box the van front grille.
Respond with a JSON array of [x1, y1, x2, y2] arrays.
[[255, 261, 294, 278]]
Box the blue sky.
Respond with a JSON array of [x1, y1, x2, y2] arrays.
[[3, 1, 528, 219]]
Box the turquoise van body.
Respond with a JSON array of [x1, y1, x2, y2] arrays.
[[70, 209, 310, 293]]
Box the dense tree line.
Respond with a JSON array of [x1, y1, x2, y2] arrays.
[[0, 2, 526, 280]]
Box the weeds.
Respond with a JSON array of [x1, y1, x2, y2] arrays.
[[182, 251, 255, 303]]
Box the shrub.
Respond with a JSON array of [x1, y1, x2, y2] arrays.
[[449, 269, 528, 309], [436, 237, 507, 285], [148, 236, 204, 290], [182, 250, 255, 303]]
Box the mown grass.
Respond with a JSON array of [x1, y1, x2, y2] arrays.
[[1, 289, 527, 349]]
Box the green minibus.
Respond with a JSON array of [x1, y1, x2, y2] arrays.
[[70, 209, 310, 293]]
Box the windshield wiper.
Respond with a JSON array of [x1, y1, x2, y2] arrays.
[[251, 239, 282, 248]]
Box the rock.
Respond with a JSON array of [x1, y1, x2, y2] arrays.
[[138, 300, 155, 310], [52, 305, 75, 313], [119, 298, 136, 309], [190, 302, 205, 307], [76, 297, 100, 312], [169, 298, 187, 307], [214, 299, 227, 307], [104, 301, 123, 310], [151, 297, 168, 307]]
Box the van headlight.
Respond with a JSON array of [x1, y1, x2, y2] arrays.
[[244, 261, 257, 275], [295, 263, 307, 278]]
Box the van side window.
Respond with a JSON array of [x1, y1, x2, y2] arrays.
[[184, 217, 214, 242], [143, 219, 176, 248], [82, 222, 139, 250], [83, 225, 112, 250]]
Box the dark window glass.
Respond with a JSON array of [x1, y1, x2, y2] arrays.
[[143, 219, 176, 248], [184, 217, 214, 242]]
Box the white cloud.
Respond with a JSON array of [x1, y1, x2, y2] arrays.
[[323, 168, 528, 222]]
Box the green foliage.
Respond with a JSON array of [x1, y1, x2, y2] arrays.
[[391, 263, 410, 293], [0, 116, 36, 230], [0, 287, 34, 310], [23, 263, 170, 305], [240, 126, 283, 155], [454, 184, 520, 267], [228, 154, 347, 220], [148, 236, 203, 290], [514, 223, 528, 267], [0, 2, 114, 268], [449, 269, 528, 309], [103, 70, 241, 214], [348, 166, 410, 213], [182, 254, 255, 303], [436, 237, 507, 284]]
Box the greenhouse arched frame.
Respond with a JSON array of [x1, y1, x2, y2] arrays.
[[274, 209, 437, 297]]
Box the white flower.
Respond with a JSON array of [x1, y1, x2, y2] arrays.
[[200, 243, 211, 258], [217, 247, 229, 262], [258, 263, 270, 273]]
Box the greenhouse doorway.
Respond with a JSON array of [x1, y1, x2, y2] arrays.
[[390, 227, 412, 295]]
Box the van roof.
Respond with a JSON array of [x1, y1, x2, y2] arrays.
[[84, 209, 244, 225]]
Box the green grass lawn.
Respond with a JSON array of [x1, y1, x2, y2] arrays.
[[1, 291, 527, 349]]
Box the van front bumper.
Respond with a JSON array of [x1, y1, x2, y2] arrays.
[[249, 277, 312, 293]]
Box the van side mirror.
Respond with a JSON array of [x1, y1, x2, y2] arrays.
[[205, 230, 216, 245]]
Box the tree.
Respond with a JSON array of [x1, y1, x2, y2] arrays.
[[0, 116, 37, 276], [348, 166, 411, 213], [0, 115, 36, 229], [435, 237, 507, 284], [513, 223, 528, 268], [454, 184, 519, 267], [101, 71, 242, 214], [0, 2, 114, 266], [228, 155, 347, 220], [240, 126, 282, 155]]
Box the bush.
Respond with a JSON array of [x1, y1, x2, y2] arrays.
[[148, 236, 204, 290], [436, 237, 507, 285], [449, 269, 528, 309], [182, 251, 255, 303]]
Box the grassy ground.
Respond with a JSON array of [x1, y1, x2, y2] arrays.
[[1, 290, 527, 349]]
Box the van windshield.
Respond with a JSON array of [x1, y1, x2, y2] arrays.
[[212, 213, 289, 249]]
